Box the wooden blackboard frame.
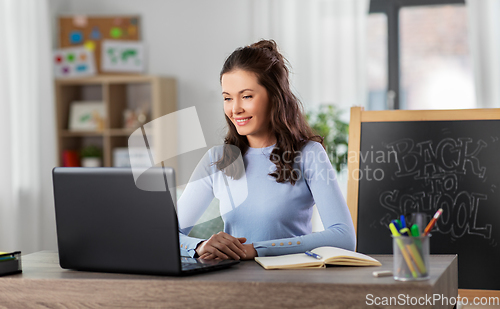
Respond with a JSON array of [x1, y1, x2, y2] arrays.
[[346, 106, 500, 299]]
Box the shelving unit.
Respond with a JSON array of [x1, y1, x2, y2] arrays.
[[55, 75, 177, 168]]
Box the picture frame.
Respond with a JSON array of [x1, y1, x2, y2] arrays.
[[68, 101, 106, 131], [53, 46, 96, 78], [101, 40, 146, 73]]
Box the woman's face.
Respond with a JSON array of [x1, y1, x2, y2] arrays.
[[221, 69, 273, 147]]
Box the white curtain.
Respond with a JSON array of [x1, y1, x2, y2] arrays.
[[250, 0, 369, 231], [0, 0, 57, 253], [251, 0, 369, 116], [466, 0, 500, 108]]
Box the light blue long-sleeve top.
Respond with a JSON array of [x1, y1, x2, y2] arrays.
[[177, 141, 356, 257]]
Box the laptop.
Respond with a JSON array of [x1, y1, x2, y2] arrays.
[[52, 167, 239, 275]]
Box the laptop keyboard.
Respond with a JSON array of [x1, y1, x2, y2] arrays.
[[180, 257, 237, 272], [181, 262, 206, 271], [181, 257, 216, 271]]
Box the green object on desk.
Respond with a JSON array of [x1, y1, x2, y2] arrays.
[[410, 224, 420, 237], [411, 224, 423, 251]]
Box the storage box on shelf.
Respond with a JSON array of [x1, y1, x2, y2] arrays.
[[55, 75, 177, 170]]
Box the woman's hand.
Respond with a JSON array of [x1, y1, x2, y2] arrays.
[[240, 243, 257, 260], [199, 239, 257, 261], [195, 232, 247, 260]]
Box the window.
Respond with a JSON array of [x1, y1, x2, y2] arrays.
[[367, 0, 473, 110], [366, 13, 388, 110]]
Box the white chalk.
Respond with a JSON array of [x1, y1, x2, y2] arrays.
[[372, 270, 393, 277]]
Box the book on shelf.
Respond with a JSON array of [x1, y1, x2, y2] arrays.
[[0, 251, 22, 276], [254, 246, 381, 270]]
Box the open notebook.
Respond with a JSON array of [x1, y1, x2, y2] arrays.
[[254, 246, 381, 270]]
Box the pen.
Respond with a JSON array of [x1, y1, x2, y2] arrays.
[[391, 219, 401, 231], [395, 219, 402, 230], [410, 223, 425, 273], [389, 222, 402, 238], [405, 241, 427, 275], [399, 227, 410, 236], [410, 224, 420, 237], [411, 224, 422, 249], [400, 215, 407, 229], [423, 208, 443, 236], [305, 251, 322, 260]]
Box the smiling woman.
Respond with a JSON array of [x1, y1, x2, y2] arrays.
[[217, 40, 324, 185], [177, 39, 356, 261]]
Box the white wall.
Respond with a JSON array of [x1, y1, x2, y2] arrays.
[[50, 0, 254, 184]]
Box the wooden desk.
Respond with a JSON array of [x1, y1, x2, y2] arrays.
[[0, 251, 457, 308]]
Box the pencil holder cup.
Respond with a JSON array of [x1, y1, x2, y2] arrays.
[[392, 235, 430, 281]]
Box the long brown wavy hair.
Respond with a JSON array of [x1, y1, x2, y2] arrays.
[[215, 39, 323, 185]]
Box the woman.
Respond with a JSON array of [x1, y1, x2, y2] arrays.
[[178, 39, 355, 260]]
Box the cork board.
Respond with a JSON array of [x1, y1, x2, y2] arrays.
[[58, 15, 141, 74]]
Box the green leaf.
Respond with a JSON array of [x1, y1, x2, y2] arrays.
[[306, 104, 349, 172]]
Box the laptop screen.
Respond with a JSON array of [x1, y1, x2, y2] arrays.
[[53, 167, 182, 275]]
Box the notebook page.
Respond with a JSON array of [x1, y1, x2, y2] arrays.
[[255, 252, 323, 269], [311, 246, 381, 264]]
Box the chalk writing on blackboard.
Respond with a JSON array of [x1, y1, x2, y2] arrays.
[[378, 137, 493, 241]]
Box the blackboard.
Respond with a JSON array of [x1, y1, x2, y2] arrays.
[[346, 107, 500, 292]]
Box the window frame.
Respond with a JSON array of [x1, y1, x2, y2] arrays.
[[369, 0, 466, 109]]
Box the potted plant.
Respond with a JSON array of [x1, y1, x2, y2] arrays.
[[306, 104, 349, 173], [80, 145, 103, 167]]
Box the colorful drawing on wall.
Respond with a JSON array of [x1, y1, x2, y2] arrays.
[[84, 40, 95, 51], [59, 15, 140, 73], [91, 26, 101, 40], [68, 101, 106, 131], [69, 30, 83, 44], [110, 27, 123, 39], [127, 25, 137, 36], [101, 40, 145, 73], [53, 47, 96, 78], [72, 15, 88, 27]]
